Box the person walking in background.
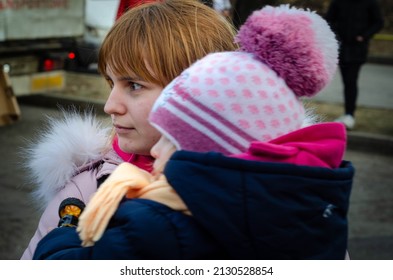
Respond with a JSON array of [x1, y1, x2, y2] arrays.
[[20, 0, 237, 260], [326, 0, 384, 130], [33, 5, 353, 260]]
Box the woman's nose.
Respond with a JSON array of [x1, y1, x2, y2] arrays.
[[104, 87, 126, 115]]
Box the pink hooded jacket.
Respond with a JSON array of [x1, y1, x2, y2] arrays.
[[232, 122, 346, 169], [20, 111, 153, 259]]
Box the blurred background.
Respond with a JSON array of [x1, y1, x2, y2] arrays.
[[1, 0, 392, 100], [230, 0, 393, 63]]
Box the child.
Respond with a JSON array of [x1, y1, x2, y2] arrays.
[[21, 0, 237, 260], [34, 5, 354, 260]]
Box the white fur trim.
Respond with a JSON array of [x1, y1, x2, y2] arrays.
[[25, 108, 111, 207]]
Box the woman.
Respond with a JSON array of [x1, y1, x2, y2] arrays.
[[21, 0, 238, 259]]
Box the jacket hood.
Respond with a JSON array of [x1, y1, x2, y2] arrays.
[[23, 108, 111, 206], [165, 151, 354, 259], [232, 122, 347, 169]]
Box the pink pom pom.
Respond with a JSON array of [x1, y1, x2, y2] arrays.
[[235, 5, 338, 98]]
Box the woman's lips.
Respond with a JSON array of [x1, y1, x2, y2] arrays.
[[114, 125, 134, 134]]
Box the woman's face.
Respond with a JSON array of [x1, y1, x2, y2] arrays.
[[104, 67, 163, 155]]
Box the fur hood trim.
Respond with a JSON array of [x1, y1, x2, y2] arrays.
[[25, 108, 111, 206]]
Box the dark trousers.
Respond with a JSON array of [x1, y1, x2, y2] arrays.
[[339, 62, 362, 117]]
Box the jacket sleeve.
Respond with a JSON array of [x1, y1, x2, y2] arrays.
[[33, 222, 141, 260], [33, 227, 91, 260], [33, 199, 198, 260], [32, 199, 154, 260], [362, 0, 384, 40], [21, 171, 98, 260]]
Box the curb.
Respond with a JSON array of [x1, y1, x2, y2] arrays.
[[347, 131, 393, 156], [17, 94, 106, 114], [17, 94, 393, 156]]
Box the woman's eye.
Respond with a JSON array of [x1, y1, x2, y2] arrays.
[[129, 81, 142, 91]]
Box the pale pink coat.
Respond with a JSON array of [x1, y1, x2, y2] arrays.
[[21, 112, 120, 260], [21, 151, 122, 259]]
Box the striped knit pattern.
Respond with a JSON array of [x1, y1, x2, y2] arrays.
[[149, 52, 304, 155]]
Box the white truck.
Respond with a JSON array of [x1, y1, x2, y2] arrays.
[[0, 0, 118, 96]]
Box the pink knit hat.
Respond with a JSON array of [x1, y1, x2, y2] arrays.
[[149, 5, 338, 155]]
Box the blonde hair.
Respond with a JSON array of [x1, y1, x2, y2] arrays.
[[98, 0, 238, 87]]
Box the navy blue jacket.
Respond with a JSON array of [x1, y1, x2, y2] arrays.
[[33, 151, 354, 260]]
